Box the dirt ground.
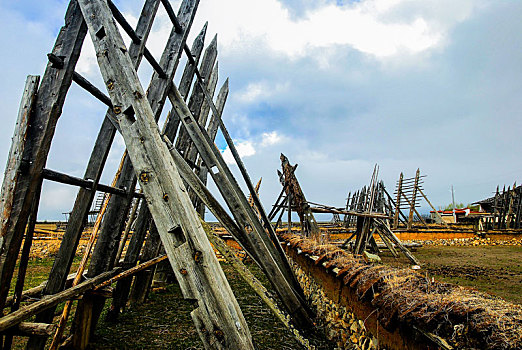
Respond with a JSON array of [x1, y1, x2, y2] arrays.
[[8, 258, 332, 350], [90, 261, 332, 349], [380, 245, 522, 304]]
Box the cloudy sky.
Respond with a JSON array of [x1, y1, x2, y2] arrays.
[[0, 0, 521, 221]]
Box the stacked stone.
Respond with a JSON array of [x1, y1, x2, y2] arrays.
[[290, 258, 379, 350], [405, 237, 522, 247]]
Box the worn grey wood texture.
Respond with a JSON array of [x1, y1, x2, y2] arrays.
[[116, 25, 209, 313], [0, 0, 88, 313], [129, 222, 162, 305], [163, 23, 207, 142], [185, 61, 218, 167], [0, 75, 40, 317], [0, 75, 40, 248], [167, 140, 258, 262], [0, 268, 121, 333], [71, 0, 201, 345], [25, 3, 161, 349], [87, 0, 199, 280], [175, 35, 217, 153], [194, 78, 229, 217], [168, 85, 314, 330], [76, 0, 254, 348]]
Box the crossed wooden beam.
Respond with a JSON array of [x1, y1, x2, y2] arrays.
[[0, 1, 314, 349]]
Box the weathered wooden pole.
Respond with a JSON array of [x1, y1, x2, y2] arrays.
[[26, 3, 162, 348], [0, 15, 86, 309], [407, 169, 420, 229], [123, 23, 209, 308], [393, 172, 403, 229], [194, 79, 229, 217], [75, 0, 255, 348], [168, 85, 314, 330]]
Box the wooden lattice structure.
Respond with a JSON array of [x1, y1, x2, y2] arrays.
[[0, 1, 314, 349], [475, 184, 522, 230], [392, 169, 448, 230]]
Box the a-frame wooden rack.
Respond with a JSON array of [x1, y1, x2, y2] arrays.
[[0, 1, 314, 349]]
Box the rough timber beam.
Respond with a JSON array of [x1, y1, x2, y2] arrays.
[[168, 84, 314, 330], [75, 0, 254, 348], [26, 2, 162, 349], [123, 23, 208, 308], [0, 0, 87, 314], [280, 154, 320, 237]]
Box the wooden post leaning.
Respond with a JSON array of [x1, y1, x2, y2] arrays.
[[75, 0, 254, 348]]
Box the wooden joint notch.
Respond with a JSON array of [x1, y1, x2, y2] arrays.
[[47, 53, 65, 69]]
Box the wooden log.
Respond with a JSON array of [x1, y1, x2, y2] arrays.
[[194, 79, 229, 218], [115, 194, 142, 263], [375, 219, 419, 265], [114, 23, 208, 317], [129, 224, 162, 305], [162, 23, 208, 141], [0, 269, 120, 333], [418, 188, 450, 229], [76, 0, 254, 348], [206, 231, 314, 350], [2, 323, 57, 337], [175, 35, 218, 153], [86, 0, 200, 280], [393, 173, 403, 229], [167, 141, 258, 262], [109, 203, 151, 317], [401, 192, 429, 229], [0, 74, 40, 313], [41, 168, 144, 198], [184, 61, 219, 168], [73, 3, 200, 344], [310, 207, 391, 219], [168, 84, 314, 330], [2, 180, 42, 349], [408, 169, 420, 229], [0, 0, 88, 315], [26, 3, 161, 349], [94, 255, 167, 291]]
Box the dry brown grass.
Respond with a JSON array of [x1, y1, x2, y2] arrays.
[[281, 232, 522, 350]]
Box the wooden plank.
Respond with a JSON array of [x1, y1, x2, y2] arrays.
[[207, 232, 313, 350], [194, 79, 229, 217], [408, 169, 420, 229], [87, 0, 200, 280], [76, 0, 254, 348], [185, 61, 219, 167], [1, 323, 57, 337], [73, 0, 201, 344], [0, 269, 120, 333], [167, 141, 258, 263], [129, 223, 162, 305], [0, 74, 41, 314], [2, 179, 42, 349], [162, 23, 208, 141], [110, 22, 209, 319], [168, 85, 314, 330], [26, 3, 161, 349], [0, 1, 87, 314], [173, 79, 307, 304], [175, 35, 218, 153]]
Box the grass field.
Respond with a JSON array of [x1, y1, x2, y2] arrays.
[[6, 240, 521, 348], [380, 245, 522, 304]]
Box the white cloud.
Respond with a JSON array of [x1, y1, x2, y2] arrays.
[[261, 131, 283, 147], [235, 81, 290, 103], [222, 140, 256, 164], [221, 130, 284, 164], [190, 0, 477, 60]]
